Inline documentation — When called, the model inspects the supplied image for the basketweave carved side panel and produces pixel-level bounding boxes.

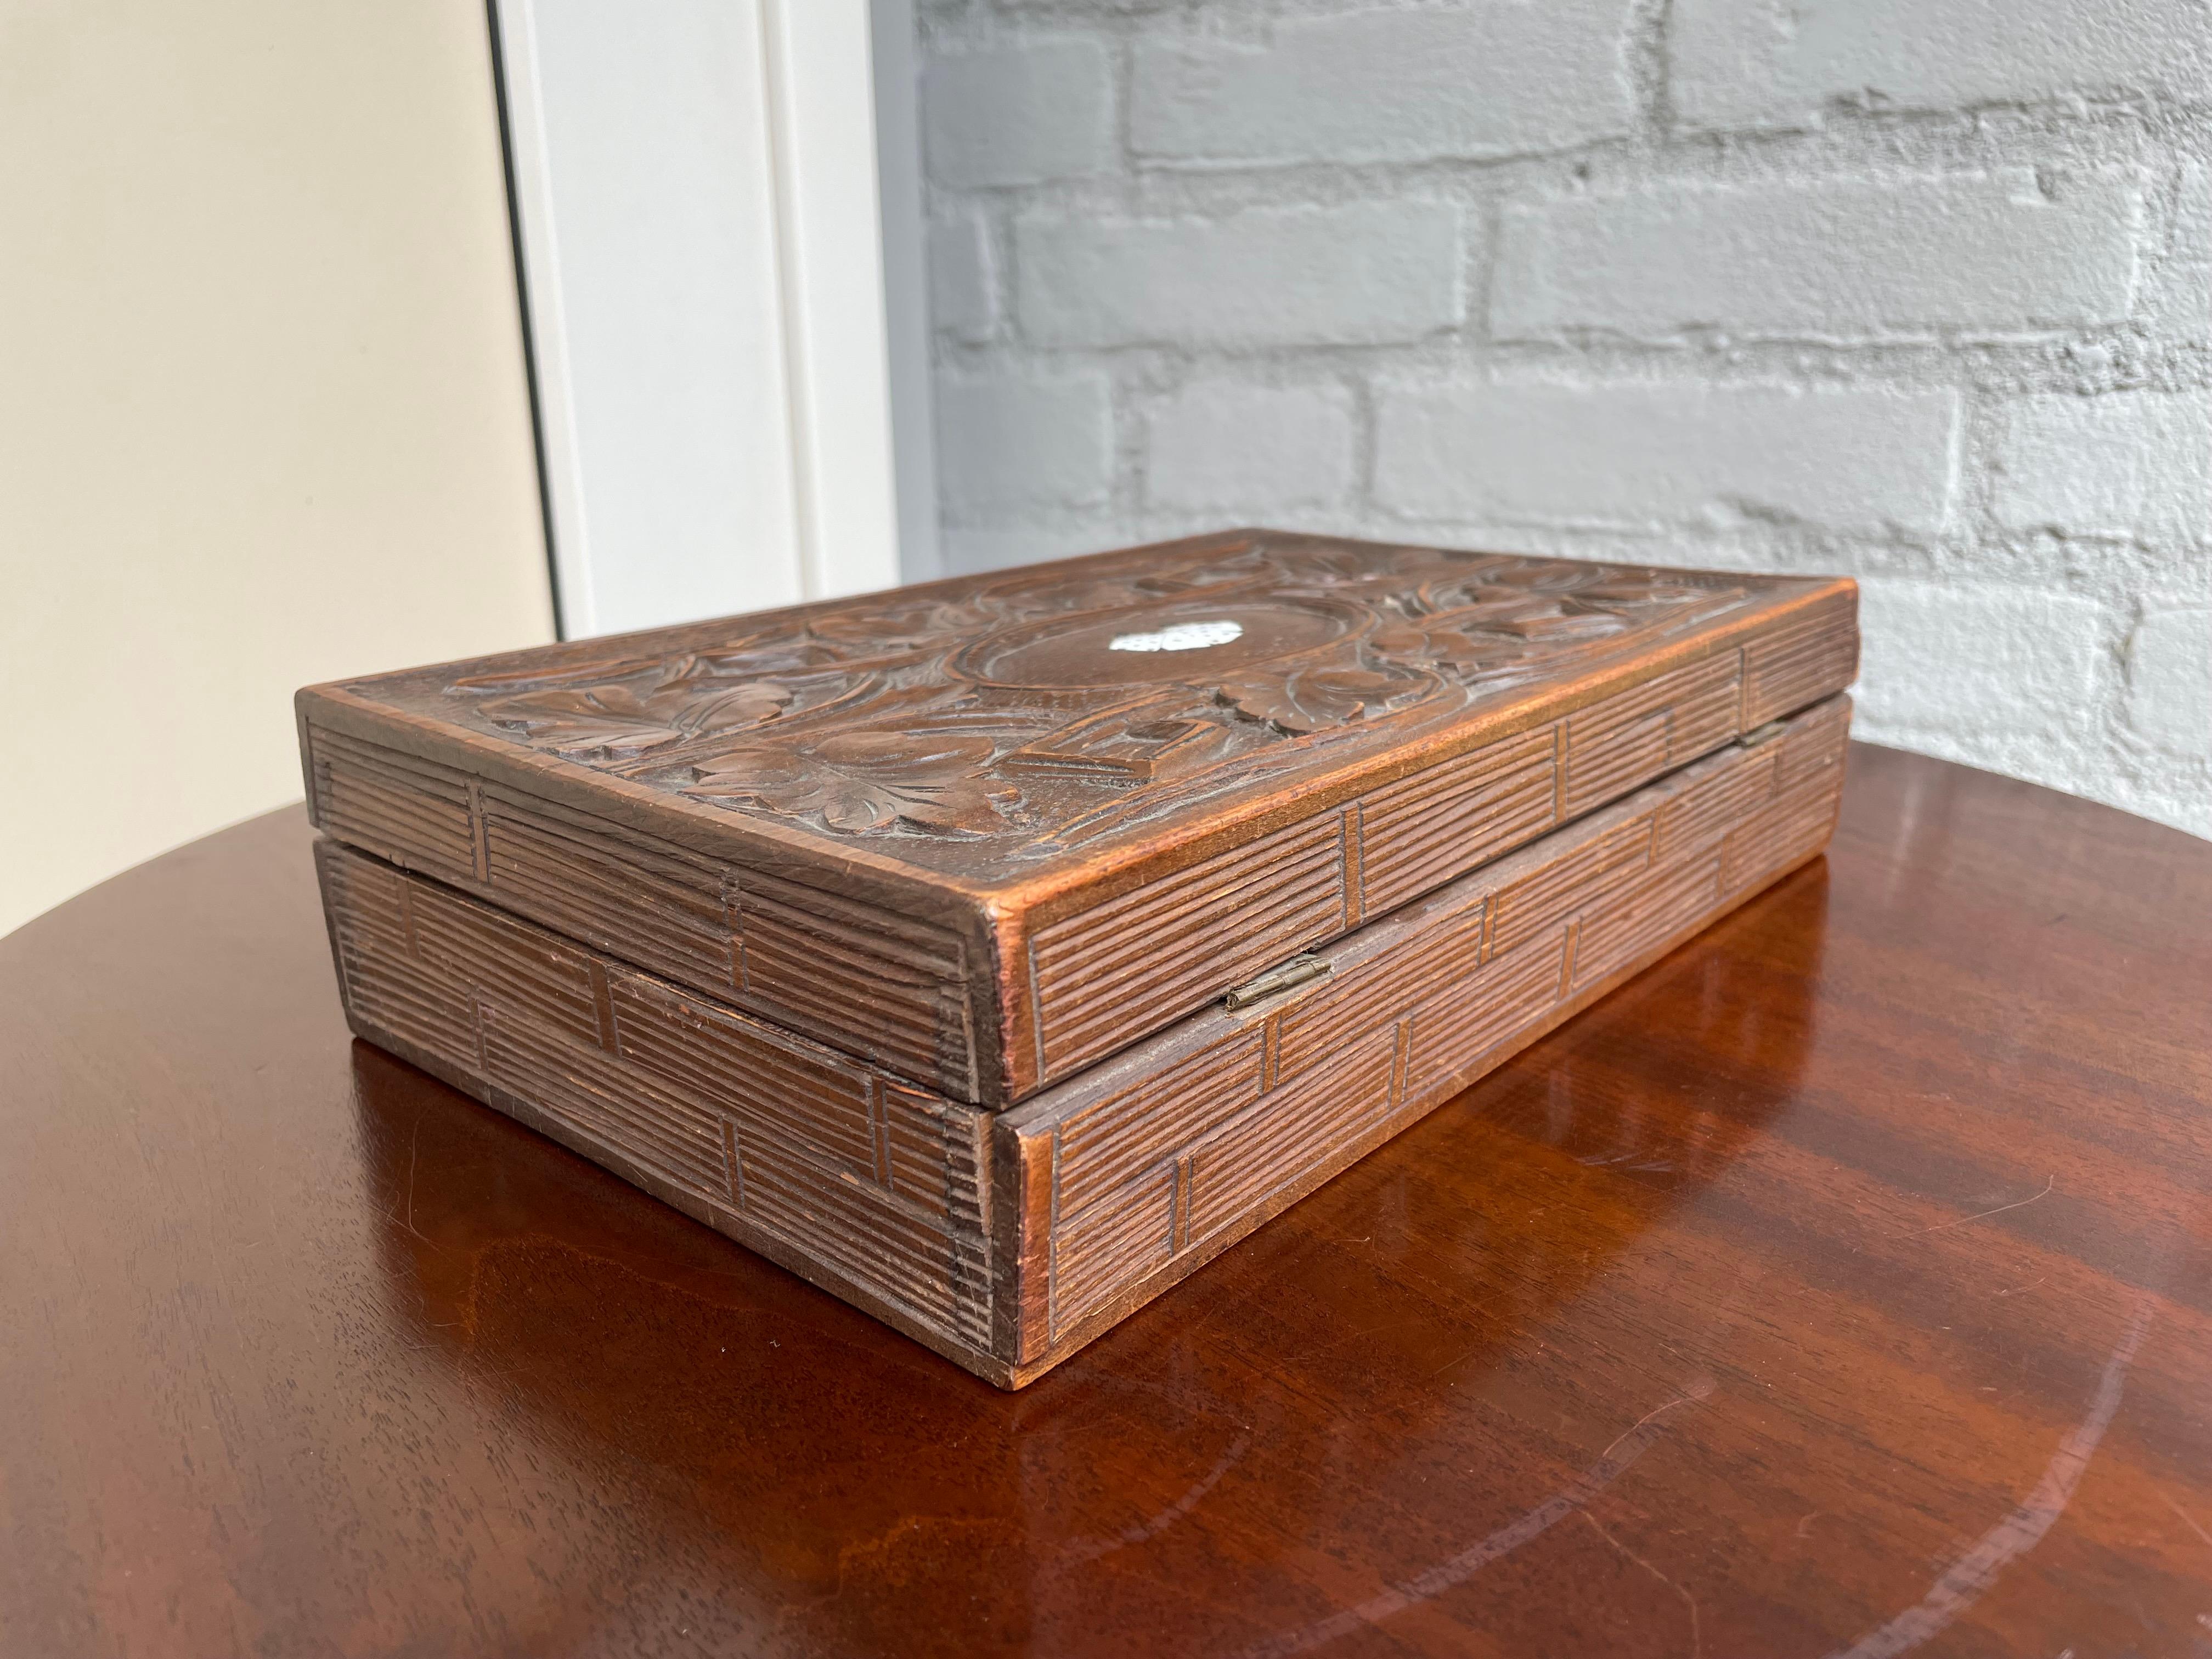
[317,843,993,1351]
[308,727,983,1098]
[310,610,1841,1105]
[315,693,1846,1385]
[1022,696,1850,1354]
[313,725,482,884]
[1743,586,1860,729]
[1015,645,1760,1091]
[1026,816,1347,1086]
[311,537,1857,1108]
[415,539,1764,854]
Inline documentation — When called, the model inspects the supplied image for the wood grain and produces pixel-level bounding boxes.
[315,697,1850,1385]
[300,531,1859,1103]
[319,842,997,1360]
[1002,696,1851,1369]
[6,744,2212,1655]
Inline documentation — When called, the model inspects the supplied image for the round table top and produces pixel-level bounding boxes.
[4,743,2209,1658]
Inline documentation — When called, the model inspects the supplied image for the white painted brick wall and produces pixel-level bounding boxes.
[1375,382,1961,535]
[1145,381,1357,511]
[928,212,997,343]
[1016,202,1465,348]
[1993,391,2212,543]
[2143,163,2212,342]
[1674,0,2212,132]
[939,523,1122,577]
[1493,171,2143,340]
[913,0,2212,839]
[934,373,1111,514]
[1856,580,2109,741]
[923,38,1113,188]
[1131,4,1638,168]
[2129,608,2212,757]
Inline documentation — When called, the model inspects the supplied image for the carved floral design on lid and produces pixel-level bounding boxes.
[460,655,794,761]
[1368,619,1538,678]
[682,729,1020,836]
[805,594,1003,653]
[430,538,1760,842]
[1216,664,1434,736]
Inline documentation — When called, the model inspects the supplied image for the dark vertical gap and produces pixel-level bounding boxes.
[483,0,569,641]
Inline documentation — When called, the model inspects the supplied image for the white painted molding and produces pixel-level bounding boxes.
[868,0,944,583]
[492,0,911,639]
[488,0,594,634]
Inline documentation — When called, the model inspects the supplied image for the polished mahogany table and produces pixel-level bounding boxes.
[4,744,2210,1658]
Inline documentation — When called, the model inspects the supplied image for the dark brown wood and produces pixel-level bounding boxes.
[298,531,1858,1105]
[315,696,1850,1386]
[7,744,2210,1655]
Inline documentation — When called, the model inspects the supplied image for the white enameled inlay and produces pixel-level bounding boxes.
[1108,619,1245,653]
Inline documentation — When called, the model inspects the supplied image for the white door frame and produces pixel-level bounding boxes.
[490,0,934,639]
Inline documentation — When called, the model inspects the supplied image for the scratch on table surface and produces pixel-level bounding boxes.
[2157,1489,2212,1554]
[1055,1431,1253,1568]
[1821,1296,2158,1659]
[1276,1321,1432,1366]
[1239,1379,1715,1658]
[380,1110,437,1249]
[1899,1176,2054,1238]
[1583,1509,1702,1658]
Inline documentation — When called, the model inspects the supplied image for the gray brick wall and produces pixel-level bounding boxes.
[913,0,2212,839]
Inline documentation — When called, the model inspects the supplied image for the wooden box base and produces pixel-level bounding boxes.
[317,696,1849,1387]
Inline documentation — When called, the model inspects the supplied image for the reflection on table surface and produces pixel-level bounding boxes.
[353,868,1841,1657]
[7,746,2212,1658]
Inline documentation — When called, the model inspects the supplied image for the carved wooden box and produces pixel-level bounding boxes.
[300,529,1858,1386]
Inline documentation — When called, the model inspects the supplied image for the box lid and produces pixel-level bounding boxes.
[299,529,1857,1107]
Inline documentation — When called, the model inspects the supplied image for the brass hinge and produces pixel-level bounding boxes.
[1223,952,1331,1011]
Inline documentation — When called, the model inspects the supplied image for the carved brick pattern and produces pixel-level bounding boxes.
[318,843,991,1347]
[606,974,877,1176]
[479,1006,733,1204]
[1184,1032,1401,1250]
[1403,935,1568,1093]
[1559,653,1743,819]
[479,786,734,992]
[309,736,981,1099]
[316,692,1846,1384]
[311,727,477,883]
[1273,903,1489,1082]
[1052,1035,1266,1219]
[1356,727,1556,917]
[1019,645,1765,1094]
[308,539,1857,1108]
[324,854,481,1069]
[1049,1162,1181,1341]
[732,868,975,1098]
[1743,586,1861,730]
[938,1105,994,1349]
[1486,819,1661,962]
[407,877,603,1042]
[1028,817,1343,1084]
[1016,696,1850,1355]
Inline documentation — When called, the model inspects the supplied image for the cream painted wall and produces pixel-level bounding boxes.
[0,1,557,939]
